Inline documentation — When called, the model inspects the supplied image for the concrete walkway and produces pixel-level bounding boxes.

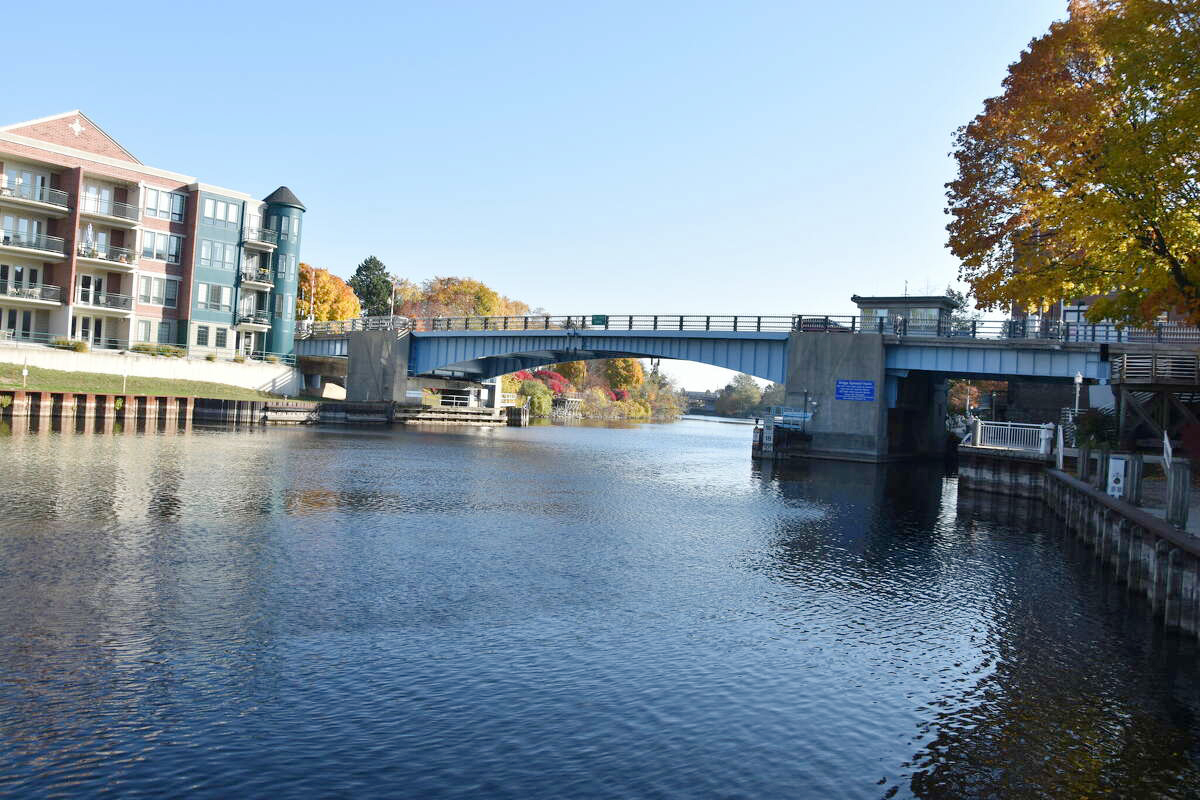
[1138,478,1200,536]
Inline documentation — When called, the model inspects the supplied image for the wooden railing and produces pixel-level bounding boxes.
[1111,353,1200,384]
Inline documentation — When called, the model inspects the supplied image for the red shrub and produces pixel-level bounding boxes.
[614,389,630,401]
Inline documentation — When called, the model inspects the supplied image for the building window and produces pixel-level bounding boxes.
[196,325,209,347]
[144,189,187,222]
[201,198,240,228]
[198,239,236,269]
[141,232,182,264]
[139,276,180,307]
[157,320,175,345]
[137,319,152,342]
[274,294,282,318]
[215,328,228,348]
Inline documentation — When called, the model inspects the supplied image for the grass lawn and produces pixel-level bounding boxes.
[0,362,288,401]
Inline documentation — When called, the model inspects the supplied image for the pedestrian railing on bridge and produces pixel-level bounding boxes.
[1110,352,1200,384]
[294,314,1200,344]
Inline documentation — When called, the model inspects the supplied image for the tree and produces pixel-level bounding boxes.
[604,358,644,391]
[715,373,762,417]
[296,263,361,321]
[519,380,553,416]
[946,0,1200,324]
[760,382,785,408]
[348,256,393,316]
[550,361,587,387]
[422,277,501,317]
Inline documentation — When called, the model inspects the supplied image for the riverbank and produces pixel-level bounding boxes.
[0,362,290,402]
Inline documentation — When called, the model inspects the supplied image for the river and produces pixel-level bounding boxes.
[0,419,1198,798]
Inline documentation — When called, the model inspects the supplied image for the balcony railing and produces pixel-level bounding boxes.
[238,311,271,326]
[243,227,279,246]
[240,267,274,286]
[0,229,66,254]
[76,243,136,265]
[0,282,62,303]
[80,196,138,221]
[0,183,70,210]
[74,290,133,311]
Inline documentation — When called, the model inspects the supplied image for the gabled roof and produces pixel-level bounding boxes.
[0,110,141,164]
[263,186,305,211]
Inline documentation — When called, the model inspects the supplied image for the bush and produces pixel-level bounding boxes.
[131,343,159,356]
[113,397,124,411]
[205,353,217,362]
[265,355,279,364]
[51,337,88,352]
[519,380,552,416]
[1075,408,1118,449]
[233,355,246,364]
[0,394,11,409]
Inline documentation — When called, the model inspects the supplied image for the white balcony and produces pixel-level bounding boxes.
[0,184,70,218]
[76,243,137,271]
[79,196,139,229]
[0,230,66,261]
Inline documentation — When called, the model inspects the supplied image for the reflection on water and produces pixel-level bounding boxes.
[0,420,1197,799]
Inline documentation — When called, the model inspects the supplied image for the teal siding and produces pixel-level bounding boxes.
[192,191,244,328]
[265,203,303,355]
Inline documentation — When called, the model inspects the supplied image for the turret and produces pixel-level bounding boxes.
[263,186,305,355]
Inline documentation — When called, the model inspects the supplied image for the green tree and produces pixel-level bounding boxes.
[759,382,785,409]
[519,380,553,416]
[348,256,393,316]
[604,358,644,391]
[715,373,762,417]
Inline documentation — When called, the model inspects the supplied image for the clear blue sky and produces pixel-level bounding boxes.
[16,0,1065,388]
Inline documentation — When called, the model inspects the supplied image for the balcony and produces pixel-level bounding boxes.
[79,196,139,227]
[76,243,137,270]
[0,281,62,305]
[0,230,66,260]
[242,227,278,250]
[0,183,70,217]
[237,311,271,330]
[74,289,133,312]
[240,267,275,289]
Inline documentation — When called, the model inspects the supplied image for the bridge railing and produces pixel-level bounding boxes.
[413,315,798,332]
[973,420,1055,453]
[294,313,1200,344]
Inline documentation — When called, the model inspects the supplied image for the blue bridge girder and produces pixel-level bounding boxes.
[409,329,792,383]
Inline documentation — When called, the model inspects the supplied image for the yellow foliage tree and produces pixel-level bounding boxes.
[946,0,1200,323]
[550,361,587,387]
[604,358,644,391]
[297,263,362,321]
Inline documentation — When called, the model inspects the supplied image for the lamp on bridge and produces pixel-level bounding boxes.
[1074,371,1083,416]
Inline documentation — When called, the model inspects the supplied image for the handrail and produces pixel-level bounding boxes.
[75,289,133,310]
[0,183,70,209]
[973,420,1054,452]
[0,282,62,303]
[240,267,274,285]
[80,196,138,220]
[77,243,136,265]
[238,311,271,325]
[243,227,279,245]
[0,229,65,254]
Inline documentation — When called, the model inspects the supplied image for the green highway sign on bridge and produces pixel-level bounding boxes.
[591,315,609,326]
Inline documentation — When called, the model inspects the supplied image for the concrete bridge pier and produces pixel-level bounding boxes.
[783,332,946,462]
[346,331,417,405]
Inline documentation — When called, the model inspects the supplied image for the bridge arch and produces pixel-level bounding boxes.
[408,330,790,384]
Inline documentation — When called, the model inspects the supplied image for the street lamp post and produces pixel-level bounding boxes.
[1074,371,1083,416]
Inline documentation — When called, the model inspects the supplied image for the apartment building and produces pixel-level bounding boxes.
[0,110,304,357]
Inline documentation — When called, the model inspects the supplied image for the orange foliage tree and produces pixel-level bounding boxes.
[297,263,362,321]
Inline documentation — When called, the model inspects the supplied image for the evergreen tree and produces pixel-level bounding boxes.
[348,256,393,316]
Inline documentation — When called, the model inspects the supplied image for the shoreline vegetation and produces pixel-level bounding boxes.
[501,359,686,421]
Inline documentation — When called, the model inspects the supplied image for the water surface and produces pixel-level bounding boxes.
[0,420,1197,798]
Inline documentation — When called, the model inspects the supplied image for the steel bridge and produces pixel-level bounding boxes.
[288,312,1194,384]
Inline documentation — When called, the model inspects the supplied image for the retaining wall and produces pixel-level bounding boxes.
[0,345,300,395]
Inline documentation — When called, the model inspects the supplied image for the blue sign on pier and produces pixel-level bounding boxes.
[835,379,875,401]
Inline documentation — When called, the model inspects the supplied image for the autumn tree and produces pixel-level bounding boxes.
[348,256,393,316]
[604,358,645,391]
[946,0,1200,324]
[296,263,362,321]
[550,361,587,387]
